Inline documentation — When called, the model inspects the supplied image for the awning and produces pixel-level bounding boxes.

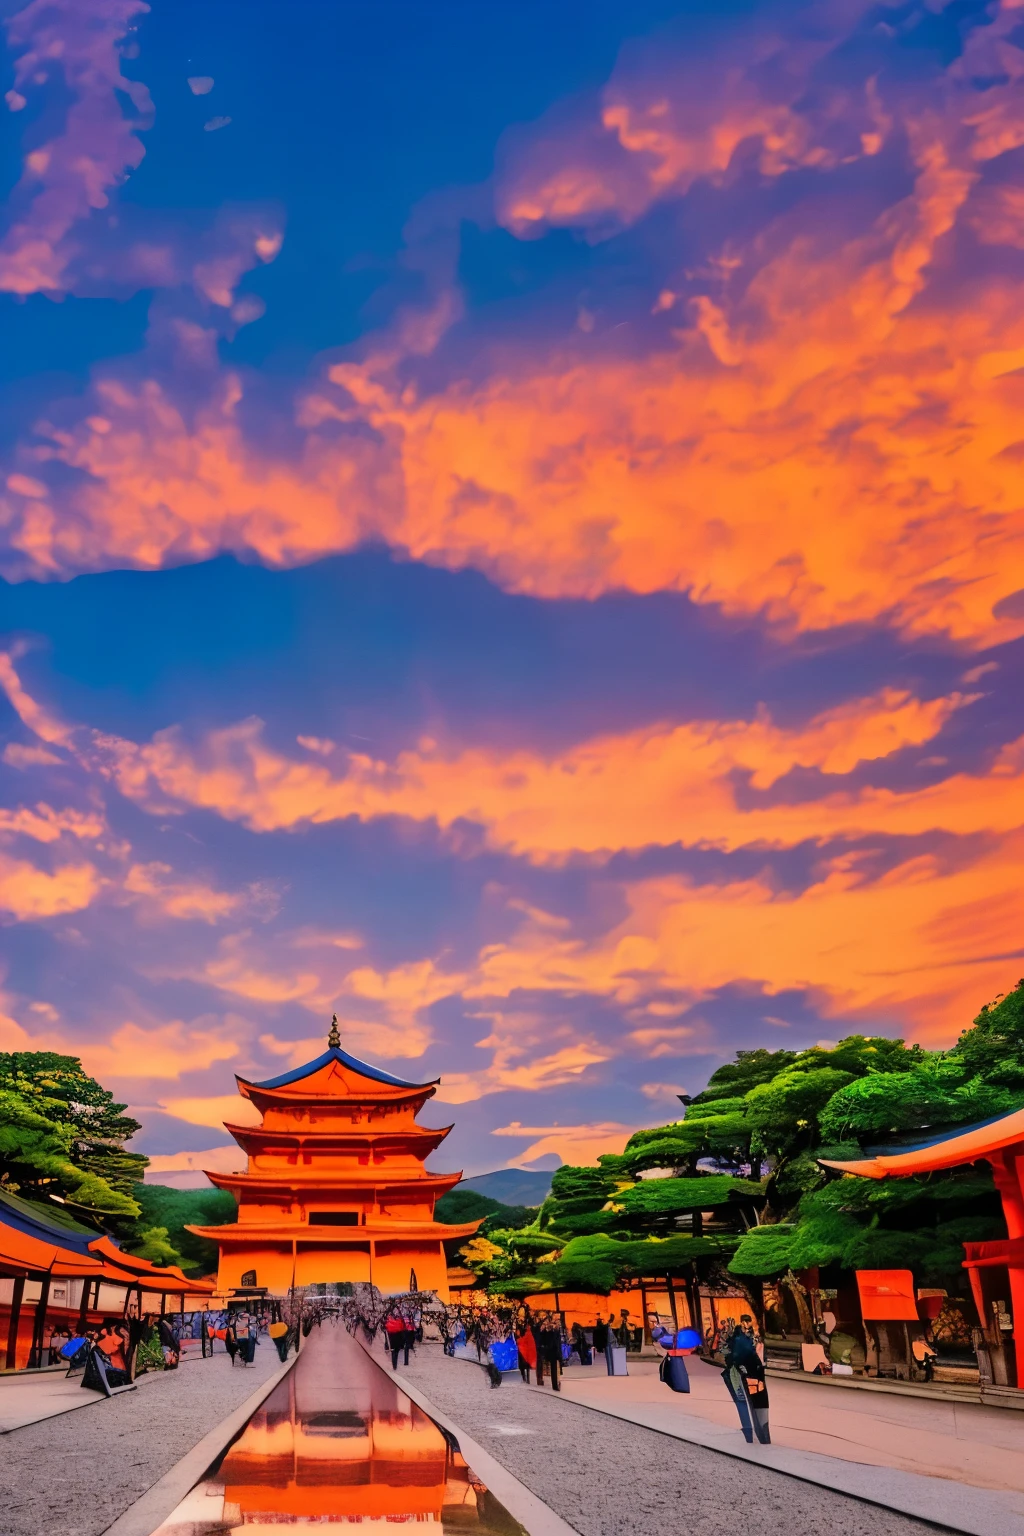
[0,1192,214,1295]
[856,1268,919,1321]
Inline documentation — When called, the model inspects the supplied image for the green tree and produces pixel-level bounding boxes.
[819,1064,1017,1144]
[0,1052,147,1207]
[745,1067,855,1159]
[690,1048,798,1103]
[950,979,1024,1089]
[0,1086,139,1216]
[133,1184,238,1273]
[128,1225,186,1267]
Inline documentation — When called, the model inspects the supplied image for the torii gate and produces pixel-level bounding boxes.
[822,1104,1024,1388]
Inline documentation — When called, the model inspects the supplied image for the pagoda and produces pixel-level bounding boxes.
[187,1018,479,1299]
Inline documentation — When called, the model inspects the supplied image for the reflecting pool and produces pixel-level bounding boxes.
[153,1324,526,1535]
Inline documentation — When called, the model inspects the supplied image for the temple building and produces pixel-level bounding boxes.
[188,1019,479,1300]
[824,1103,1024,1390]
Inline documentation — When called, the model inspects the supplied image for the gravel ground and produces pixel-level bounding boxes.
[0,1343,280,1536]
[395,1342,943,1536]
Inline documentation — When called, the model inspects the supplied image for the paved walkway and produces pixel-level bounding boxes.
[392,1340,941,1536]
[557,1356,1024,1495]
[0,1343,279,1536]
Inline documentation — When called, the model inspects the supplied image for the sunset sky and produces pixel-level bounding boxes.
[1,0,1023,1184]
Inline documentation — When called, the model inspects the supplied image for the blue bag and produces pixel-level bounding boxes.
[489,1336,518,1373]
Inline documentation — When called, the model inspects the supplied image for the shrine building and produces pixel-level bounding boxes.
[823,1103,1024,1389]
[187,1019,479,1300]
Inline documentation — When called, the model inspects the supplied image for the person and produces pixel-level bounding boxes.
[157,1315,180,1369]
[385,1312,407,1369]
[722,1315,770,1444]
[96,1320,128,1374]
[593,1316,609,1354]
[515,1322,537,1382]
[237,1312,258,1365]
[224,1317,239,1365]
[94,1320,131,1387]
[912,1334,938,1382]
[571,1322,592,1366]
[47,1325,69,1365]
[400,1310,418,1367]
[269,1318,290,1363]
[530,1315,546,1386]
[651,1314,699,1393]
[539,1318,563,1391]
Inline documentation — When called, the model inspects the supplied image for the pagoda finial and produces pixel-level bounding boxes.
[328,1013,341,1049]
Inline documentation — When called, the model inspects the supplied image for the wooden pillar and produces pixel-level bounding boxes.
[993,1151,1024,1382]
[28,1270,52,1368]
[665,1273,679,1329]
[77,1277,91,1334]
[640,1282,652,1343]
[5,1276,25,1369]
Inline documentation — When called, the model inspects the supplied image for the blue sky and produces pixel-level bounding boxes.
[1,0,1023,1183]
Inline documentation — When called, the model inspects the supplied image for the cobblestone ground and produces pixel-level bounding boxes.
[0,1343,280,1536]
[394,1341,943,1536]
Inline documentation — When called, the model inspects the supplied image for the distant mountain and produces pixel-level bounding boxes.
[458,1168,553,1206]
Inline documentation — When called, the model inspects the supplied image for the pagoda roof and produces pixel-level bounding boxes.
[223,1121,451,1155]
[223,1120,451,1143]
[240,1045,438,1095]
[204,1166,463,1196]
[820,1104,1024,1180]
[0,1189,213,1292]
[186,1216,480,1243]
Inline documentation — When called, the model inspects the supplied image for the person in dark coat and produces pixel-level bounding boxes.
[385,1314,406,1369]
[722,1316,770,1443]
[651,1317,698,1393]
[571,1322,592,1365]
[538,1319,563,1390]
[593,1317,609,1354]
[530,1317,546,1386]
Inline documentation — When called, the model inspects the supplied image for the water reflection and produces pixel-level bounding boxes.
[154,1323,526,1535]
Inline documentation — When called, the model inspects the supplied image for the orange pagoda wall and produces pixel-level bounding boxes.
[187,1020,478,1300]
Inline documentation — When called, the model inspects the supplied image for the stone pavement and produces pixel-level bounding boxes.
[391,1340,942,1536]
[0,1341,280,1536]
[557,1354,1024,1495]
[0,1365,125,1433]
[535,1354,1024,1536]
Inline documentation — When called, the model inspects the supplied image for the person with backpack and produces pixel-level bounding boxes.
[722,1315,771,1444]
[157,1315,180,1369]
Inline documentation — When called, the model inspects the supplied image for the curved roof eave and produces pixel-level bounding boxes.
[820,1103,1024,1179]
[237,1045,440,1093]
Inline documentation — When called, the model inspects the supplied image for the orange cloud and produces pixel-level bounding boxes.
[158,1093,261,1129]
[490,1121,639,1167]
[0,652,73,745]
[77,683,1010,860]
[4,11,1024,646]
[123,861,252,923]
[155,929,457,1059]
[435,1037,615,1105]
[0,803,105,843]
[144,1145,242,1177]
[78,1018,241,1081]
[469,830,1024,1044]
[0,852,100,919]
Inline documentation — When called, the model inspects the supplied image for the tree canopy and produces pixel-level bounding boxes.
[466,980,1024,1300]
[0,1051,147,1216]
